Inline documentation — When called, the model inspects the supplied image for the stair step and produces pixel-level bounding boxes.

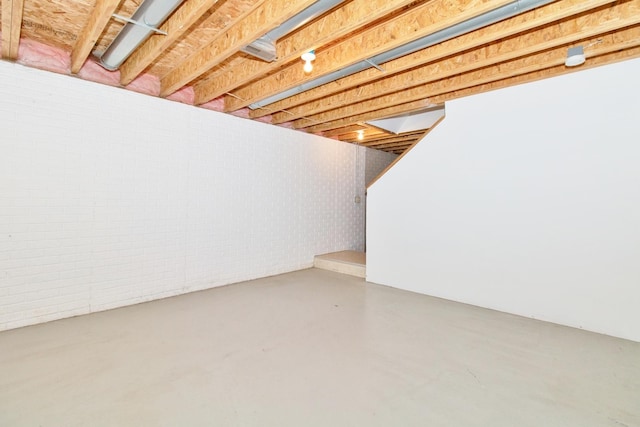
[314,251,366,278]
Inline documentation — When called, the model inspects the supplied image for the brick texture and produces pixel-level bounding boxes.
[365,149,397,187]
[0,62,367,331]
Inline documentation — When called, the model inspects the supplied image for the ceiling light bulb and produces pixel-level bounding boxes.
[357,130,364,140]
[303,60,313,73]
[301,50,316,73]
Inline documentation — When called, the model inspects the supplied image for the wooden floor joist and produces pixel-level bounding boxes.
[339,128,393,141]
[342,133,389,144]
[119,0,221,85]
[223,0,513,112]
[253,0,617,120]
[11,0,640,156]
[321,125,368,139]
[71,0,121,73]
[298,24,640,133]
[278,0,639,126]
[302,99,433,134]
[367,140,417,149]
[430,44,640,106]
[358,133,427,147]
[1,0,25,60]
[160,0,317,97]
[342,130,423,144]
[192,0,417,105]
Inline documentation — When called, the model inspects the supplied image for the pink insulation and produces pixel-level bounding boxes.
[78,59,159,97]
[230,108,251,118]
[277,121,294,129]
[76,58,121,86]
[18,38,70,74]
[10,38,283,125]
[126,73,160,96]
[166,86,195,104]
[199,97,225,112]
[229,107,274,125]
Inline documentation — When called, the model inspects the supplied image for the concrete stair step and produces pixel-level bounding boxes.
[314,250,365,278]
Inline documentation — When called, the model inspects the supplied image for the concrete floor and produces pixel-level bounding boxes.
[1,269,639,427]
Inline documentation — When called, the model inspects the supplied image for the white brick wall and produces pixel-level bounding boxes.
[0,61,366,331]
[365,149,397,187]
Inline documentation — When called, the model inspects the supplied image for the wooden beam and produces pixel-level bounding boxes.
[224,0,514,112]
[342,134,391,144]
[303,25,640,134]
[377,145,414,154]
[343,131,422,144]
[1,0,25,59]
[366,143,415,152]
[340,128,390,141]
[342,133,387,144]
[160,0,317,97]
[359,133,425,146]
[192,0,416,105]
[119,0,220,85]
[70,0,122,73]
[293,17,640,128]
[302,99,433,133]
[367,141,416,150]
[322,125,367,138]
[366,124,441,189]
[278,0,638,125]
[430,41,640,105]
[257,0,615,120]
[148,0,270,80]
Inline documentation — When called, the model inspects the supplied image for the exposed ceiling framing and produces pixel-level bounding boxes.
[1,0,639,154]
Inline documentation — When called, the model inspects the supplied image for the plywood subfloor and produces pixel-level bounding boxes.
[1,268,639,426]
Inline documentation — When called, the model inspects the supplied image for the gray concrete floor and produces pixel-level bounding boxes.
[1,268,639,427]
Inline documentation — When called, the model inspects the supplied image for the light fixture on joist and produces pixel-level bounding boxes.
[248,0,556,110]
[241,0,345,62]
[565,46,586,67]
[302,50,316,73]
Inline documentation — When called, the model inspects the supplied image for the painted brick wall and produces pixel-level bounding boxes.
[0,61,365,331]
[365,149,398,187]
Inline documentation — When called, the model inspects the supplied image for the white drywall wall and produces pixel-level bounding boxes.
[367,58,640,342]
[0,61,365,331]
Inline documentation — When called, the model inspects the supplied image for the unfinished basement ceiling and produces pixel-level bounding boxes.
[1,0,639,154]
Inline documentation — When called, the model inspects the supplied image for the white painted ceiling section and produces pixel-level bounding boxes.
[366,58,640,343]
[366,106,445,134]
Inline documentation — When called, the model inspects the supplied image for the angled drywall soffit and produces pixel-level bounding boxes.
[367,105,445,134]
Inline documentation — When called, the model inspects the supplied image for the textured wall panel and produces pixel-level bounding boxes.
[0,62,366,331]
